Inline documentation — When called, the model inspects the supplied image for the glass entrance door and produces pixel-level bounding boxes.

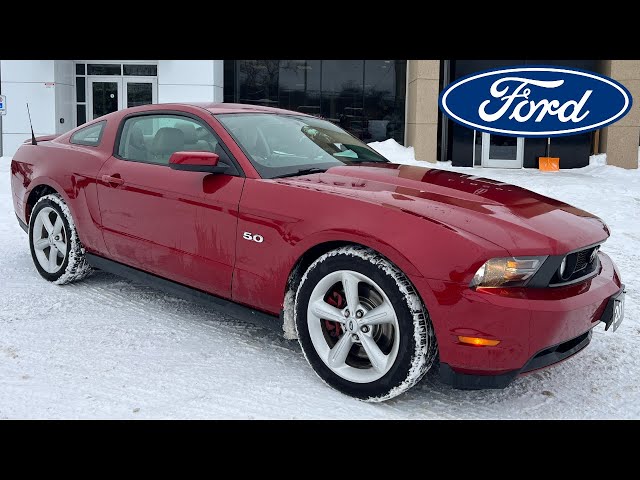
[87,77,157,120]
[87,77,123,120]
[123,77,157,108]
[481,133,524,168]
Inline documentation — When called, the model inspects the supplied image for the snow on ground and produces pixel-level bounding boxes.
[1,146,639,419]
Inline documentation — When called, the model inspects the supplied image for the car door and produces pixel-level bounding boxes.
[96,112,245,298]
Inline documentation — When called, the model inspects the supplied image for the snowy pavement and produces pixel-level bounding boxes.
[1,146,639,419]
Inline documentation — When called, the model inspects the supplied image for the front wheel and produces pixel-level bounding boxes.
[29,193,92,285]
[295,246,437,402]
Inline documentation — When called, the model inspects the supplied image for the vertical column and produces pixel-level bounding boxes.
[601,60,640,169]
[405,60,440,162]
[0,60,57,156]
[54,60,74,135]
[213,60,223,103]
[157,60,224,103]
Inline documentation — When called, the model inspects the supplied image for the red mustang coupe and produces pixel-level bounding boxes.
[10,103,625,401]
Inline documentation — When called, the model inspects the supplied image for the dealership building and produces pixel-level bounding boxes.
[0,60,638,169]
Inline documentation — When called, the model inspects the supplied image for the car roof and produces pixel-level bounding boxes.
[186,102,312,116]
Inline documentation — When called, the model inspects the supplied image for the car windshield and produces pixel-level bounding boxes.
[215,113,389,178]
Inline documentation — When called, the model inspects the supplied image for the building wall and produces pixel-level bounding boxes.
[405,60,439,162]
[157,60,223,104]
[600,60,640,169]
[0,60,70,155]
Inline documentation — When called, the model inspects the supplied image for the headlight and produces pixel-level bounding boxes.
[470,256,547,288]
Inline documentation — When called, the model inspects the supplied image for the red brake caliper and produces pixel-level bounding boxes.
[325,291,344,338]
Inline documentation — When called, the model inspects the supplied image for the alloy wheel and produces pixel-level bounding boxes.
[306,270,400,383]
[32,207,68,274]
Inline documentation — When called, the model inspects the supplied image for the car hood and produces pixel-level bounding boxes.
[275,163,609,255]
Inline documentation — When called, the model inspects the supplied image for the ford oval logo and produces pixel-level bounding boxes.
[439,66,632,137]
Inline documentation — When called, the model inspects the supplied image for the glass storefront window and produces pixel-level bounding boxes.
[364,60,406,143]
[223,61,236,103]
[237,60,280,106]
[278,60,321,116]
[321,60,364,138]
[87,64,122,75]
[225,60,406,144]
[76,77,85,103]
[76,104,86,126]
[123,64,157,76]
[126,83,153,107]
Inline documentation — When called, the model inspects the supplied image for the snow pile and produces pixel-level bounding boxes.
[589,153,607,167]
[367,139,417,165]
[368,138,640,171]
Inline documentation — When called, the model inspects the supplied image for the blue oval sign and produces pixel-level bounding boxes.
[439,66,632,137]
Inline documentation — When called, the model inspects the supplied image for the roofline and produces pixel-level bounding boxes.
[174,102,314,116]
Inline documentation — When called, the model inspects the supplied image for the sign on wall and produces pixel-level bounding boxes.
[0,95,6,115]
[438,66,632,138]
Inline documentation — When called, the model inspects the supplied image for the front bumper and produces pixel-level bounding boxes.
[411,252,623,389]
[439,329,593,389]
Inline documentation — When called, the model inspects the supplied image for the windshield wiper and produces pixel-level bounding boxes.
[273,167,327,178]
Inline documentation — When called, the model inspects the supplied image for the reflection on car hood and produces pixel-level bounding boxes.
[274,163,609,255]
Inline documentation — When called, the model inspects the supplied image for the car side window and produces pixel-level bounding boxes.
[117,114,225,166]
[70,121,106,147]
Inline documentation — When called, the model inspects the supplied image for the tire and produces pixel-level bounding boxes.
[295,246,437,402]
[28,193,92,285]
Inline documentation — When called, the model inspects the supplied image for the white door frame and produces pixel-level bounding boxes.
[481,132,524,169]
[122,76,158,108]
[87,76,123,121]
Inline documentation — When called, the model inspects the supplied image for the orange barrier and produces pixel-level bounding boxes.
[539,157,560,171]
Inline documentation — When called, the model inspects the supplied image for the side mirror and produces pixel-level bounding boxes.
[169,151,227,174]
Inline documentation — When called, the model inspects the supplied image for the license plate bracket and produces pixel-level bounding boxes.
[602,286,626,332]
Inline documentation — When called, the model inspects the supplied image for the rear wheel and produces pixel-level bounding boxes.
[295,246,437,402]
[29,193,92,284]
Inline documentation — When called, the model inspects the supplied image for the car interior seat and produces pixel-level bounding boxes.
[150,127,185,164]
[126,124,149,161]
[175,121,215,152]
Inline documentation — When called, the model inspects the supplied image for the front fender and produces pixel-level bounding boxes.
[291,229,424,278]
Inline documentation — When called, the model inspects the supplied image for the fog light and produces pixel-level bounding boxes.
[559,257,567,277]
[458,336,501,347]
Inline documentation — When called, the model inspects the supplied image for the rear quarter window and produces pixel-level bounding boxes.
[70,121,106,147]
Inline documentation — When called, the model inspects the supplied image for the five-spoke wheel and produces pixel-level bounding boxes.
[307,270,400,383]
[32,206,68,274]
[28,193,91,284]
[295,247,437,402]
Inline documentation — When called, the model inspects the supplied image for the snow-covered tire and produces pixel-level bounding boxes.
[295,246,437,402]
[28,193,92,285]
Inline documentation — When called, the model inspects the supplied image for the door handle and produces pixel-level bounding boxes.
[102,174,124,187]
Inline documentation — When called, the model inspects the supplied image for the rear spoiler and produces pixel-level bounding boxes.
[23,134,59,144]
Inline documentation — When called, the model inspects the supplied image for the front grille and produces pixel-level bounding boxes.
[574,248,592,273]
[550,245,600,286]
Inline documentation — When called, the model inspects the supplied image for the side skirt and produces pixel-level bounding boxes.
[86,253,280,330]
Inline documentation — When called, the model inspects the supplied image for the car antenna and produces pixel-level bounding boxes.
[26,103,37,145]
